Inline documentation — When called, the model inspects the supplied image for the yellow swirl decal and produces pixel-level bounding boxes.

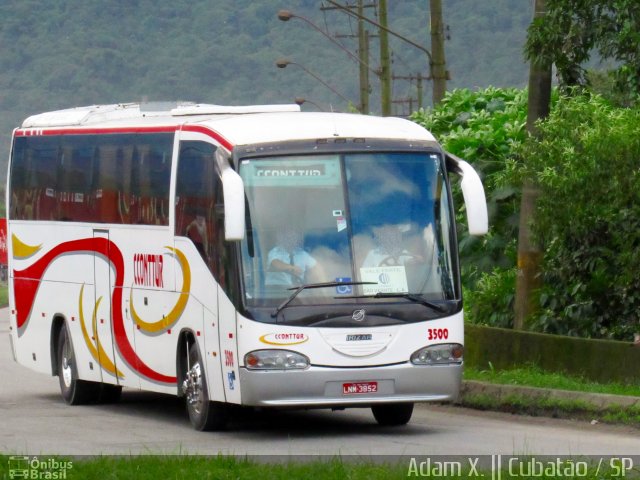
[78,284,123,378]
[12,234,42,259]
[130,246,190,333]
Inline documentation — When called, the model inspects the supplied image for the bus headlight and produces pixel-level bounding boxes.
[411,343,463,365]
[244,350,309,370]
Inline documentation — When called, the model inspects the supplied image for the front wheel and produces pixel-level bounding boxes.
[182,342,227,431]
[57,325,100,405]
[372,403,414,426]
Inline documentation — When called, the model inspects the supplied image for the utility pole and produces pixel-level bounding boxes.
[378,0,392,116]
[357,0,370,114]
[392,73,429,110]
[429,0,447,104]
[514,0,552,330]
[325,0,440,107]
[321,1,376,115]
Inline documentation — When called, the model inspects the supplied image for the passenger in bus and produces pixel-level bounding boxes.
[362,224,426,267]
[186,209,209,261]
[266,227,318,286]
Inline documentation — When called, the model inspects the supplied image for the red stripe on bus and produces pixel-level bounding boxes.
[15,124,234,151]
[13,237,177,384]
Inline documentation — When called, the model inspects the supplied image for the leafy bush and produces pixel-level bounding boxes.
[412,87,527,327]
[521,93,640,340]
[463,267,516,328]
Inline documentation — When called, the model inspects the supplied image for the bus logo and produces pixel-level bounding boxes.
[8,456,29,479]
[352,309,366,322]
[346,334,372,341]
[259,333,309,346]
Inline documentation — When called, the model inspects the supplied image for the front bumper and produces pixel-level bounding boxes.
[238,362,462,407]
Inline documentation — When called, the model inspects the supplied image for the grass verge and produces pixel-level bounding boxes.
[0,456,402,480]
[464,364,640,397]
[461,392,640,427]
[0,455,631,480]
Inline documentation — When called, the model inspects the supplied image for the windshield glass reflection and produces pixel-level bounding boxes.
[239,151,458,310]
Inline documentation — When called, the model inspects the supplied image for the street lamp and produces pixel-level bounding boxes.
[276,58,355,110]
[277,10,376,75]
[277,8,375,114]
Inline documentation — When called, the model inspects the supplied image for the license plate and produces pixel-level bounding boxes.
[342,381,378,395]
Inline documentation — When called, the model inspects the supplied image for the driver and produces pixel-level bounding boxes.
[362,224,424,267]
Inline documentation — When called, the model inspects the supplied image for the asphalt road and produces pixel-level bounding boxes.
[1,308,638,457]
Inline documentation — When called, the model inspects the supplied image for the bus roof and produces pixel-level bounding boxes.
[19,102,436,148]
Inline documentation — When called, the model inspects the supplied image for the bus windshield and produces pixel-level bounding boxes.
[239,151,458,311]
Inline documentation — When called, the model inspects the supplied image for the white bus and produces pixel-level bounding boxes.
[6,102,487,430]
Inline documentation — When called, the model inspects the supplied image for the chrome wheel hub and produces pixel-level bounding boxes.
[62,355,72,388]
[182,363,204,414]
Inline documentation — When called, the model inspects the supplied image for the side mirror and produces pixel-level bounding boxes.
[216,150,245,241]
[445,152,488,236]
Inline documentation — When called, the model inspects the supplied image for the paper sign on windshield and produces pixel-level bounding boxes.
[359,266,409,295]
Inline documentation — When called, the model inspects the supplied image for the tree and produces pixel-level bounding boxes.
[514,0,552,329]
[526,0,640,97]
[519,93,640,340]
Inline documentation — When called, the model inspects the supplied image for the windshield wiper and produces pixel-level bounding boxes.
[272,281,376,318]
[338,292,447,313]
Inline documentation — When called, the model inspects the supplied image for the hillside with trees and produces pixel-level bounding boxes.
[0,0,531,181]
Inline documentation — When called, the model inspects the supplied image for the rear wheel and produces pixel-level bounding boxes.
[57,325,100,405]
[182,342,227,431]
[372,403,414,426]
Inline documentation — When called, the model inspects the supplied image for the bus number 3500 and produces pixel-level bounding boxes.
[427,328,449,340]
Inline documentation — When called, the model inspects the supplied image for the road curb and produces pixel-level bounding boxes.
[459,380,640,409]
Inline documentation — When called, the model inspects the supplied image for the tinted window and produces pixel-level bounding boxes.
[9,133,174,224]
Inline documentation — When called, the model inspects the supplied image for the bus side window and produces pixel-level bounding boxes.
[92,144,119,224]
[9,137,58,221]
[175,141,225,284]
[131,138,172,226]
[57,142,95,222]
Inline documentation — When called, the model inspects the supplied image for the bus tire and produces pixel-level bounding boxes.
[57,325,100,405]
[371,402,414,426]
[184,342,227,431]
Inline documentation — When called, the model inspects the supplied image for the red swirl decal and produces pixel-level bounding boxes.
[13,237,176,384]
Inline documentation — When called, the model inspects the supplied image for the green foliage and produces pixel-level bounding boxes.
[465,364,640,396]
[413,87,640,341]
[461,392,640,427]
[464,267,516,328]
[412,87,527,328]
[412,86,527,270]
[0,456,408,480]
[526,0,640,99]
[520,93,640,340]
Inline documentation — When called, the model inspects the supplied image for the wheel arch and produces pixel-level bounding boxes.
[50,314,67,376]
[176,328,198,397]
